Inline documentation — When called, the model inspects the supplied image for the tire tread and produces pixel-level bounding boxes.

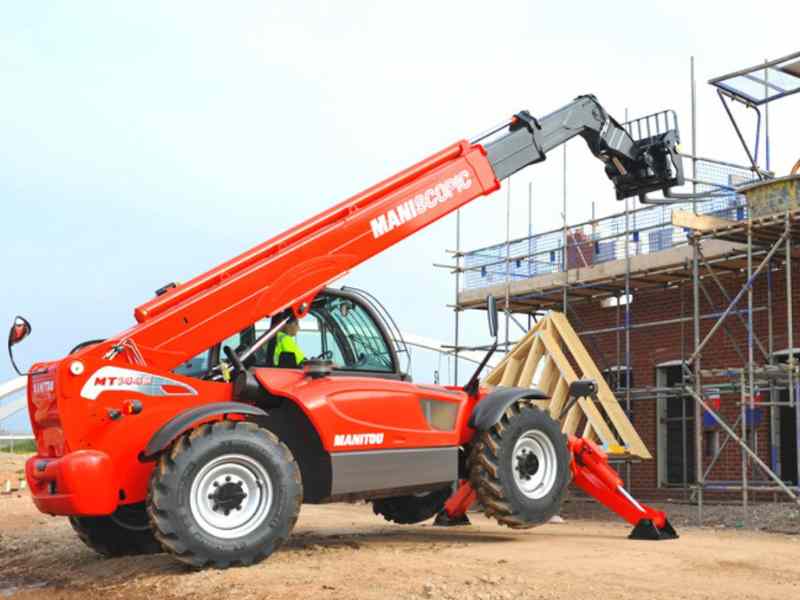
[469,401,569,530]
[147,419,302,568]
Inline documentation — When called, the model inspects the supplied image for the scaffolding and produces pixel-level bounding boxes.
[680,194,800,521]
[443,53,800,524]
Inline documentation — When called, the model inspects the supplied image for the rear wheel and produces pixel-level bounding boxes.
[469,401,570,529]
[147,421,302,568]
[372,486,452,524]
[70,503,161,557]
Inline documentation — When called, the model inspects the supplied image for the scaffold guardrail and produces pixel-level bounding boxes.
[461,158,757,291]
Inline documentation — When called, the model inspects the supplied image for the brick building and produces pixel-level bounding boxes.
[569,261,799,495]
[458,187,800,499]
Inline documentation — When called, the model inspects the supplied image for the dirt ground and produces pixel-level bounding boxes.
[2,462,799,600]
[563,494,800,535]
[0,454,26,493]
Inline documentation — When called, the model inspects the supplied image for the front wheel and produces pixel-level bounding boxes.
[147,421,302,568]
[469,402,570,529]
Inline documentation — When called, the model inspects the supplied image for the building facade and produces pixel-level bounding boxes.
[570,263,799,495]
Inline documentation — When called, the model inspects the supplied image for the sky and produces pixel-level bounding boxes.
[2,1,799,431]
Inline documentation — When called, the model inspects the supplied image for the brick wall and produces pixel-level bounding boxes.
[568,261,800,494]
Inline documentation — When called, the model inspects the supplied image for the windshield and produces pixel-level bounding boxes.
[313,295,394,372]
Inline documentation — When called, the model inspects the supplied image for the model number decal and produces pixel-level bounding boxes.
[80,366,198,400]
[32,380,55,395]
[369,169,473,239]
[333,432,385,447]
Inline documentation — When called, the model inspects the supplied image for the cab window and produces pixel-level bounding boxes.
[296,315,323,358]
[174,294,394,377]
[321,295,394,372]
[174,319,268,378]
[286,295,394,373]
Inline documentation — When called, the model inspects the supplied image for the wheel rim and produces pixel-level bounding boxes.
[511,429,558,500]
[189,454,273,539]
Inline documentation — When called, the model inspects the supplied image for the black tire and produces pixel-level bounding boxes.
[372,486,452,524]
[147,420,302,568]
[469,401,570,529]
[69,503,161,557]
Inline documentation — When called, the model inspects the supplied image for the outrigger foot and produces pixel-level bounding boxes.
[629,518,679,540]
[433,510,471,527]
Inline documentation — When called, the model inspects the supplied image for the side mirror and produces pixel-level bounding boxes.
[486,295,498,339]
[8,316,31,347]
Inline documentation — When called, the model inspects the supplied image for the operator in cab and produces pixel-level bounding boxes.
[273,315,305,367]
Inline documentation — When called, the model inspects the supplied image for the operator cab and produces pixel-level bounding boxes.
[175,288,409,381]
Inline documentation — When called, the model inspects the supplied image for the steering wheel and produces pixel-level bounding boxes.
[314,350,333,360]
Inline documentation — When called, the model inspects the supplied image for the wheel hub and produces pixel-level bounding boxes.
[511,429,559,500]
[189,454,273,539]
[208,479,248,515]
[515,450,540,480]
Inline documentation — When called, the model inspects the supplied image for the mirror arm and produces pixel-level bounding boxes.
[486,295,498,338]
[8,341,24,376]
[462,295,500,396]
[463,337,498,397]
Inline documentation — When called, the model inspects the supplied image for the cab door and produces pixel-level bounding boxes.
[310,291,437,435]
[315,292,399,377]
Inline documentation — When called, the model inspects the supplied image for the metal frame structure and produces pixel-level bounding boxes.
[680,207,800,521]
[709,50,800,106]
[443,54,800,523]
[708,51,800,180]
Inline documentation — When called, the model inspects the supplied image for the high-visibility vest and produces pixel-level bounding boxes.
[273,331,305,366]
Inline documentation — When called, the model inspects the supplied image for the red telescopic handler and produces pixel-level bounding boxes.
[9,94,679,567]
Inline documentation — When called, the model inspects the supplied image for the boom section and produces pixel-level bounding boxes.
[96,95,681,370]
[483,95,683,200]
[119,142,500,369]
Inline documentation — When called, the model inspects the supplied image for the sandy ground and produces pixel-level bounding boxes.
[564,495,800,535]
[0,454,25,493]
[2,477,800,600]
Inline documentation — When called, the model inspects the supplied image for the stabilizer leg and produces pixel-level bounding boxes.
[569,436,679,541]
[433,480,476,527]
